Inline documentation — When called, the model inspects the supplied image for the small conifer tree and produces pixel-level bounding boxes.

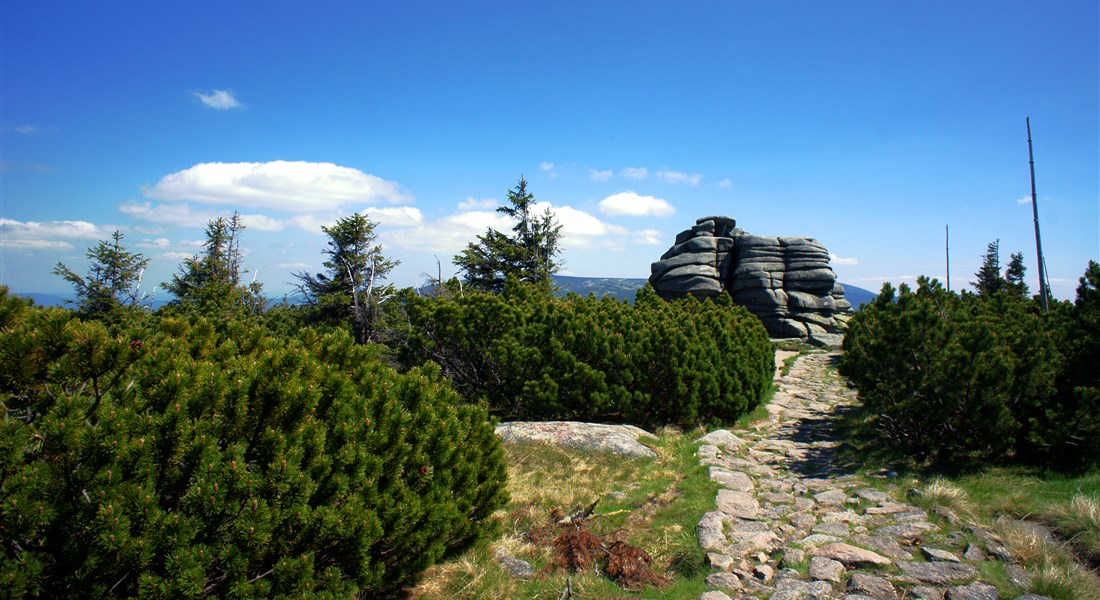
[53,230,150,321]
[454,177,563,293]
[294,213,398,344]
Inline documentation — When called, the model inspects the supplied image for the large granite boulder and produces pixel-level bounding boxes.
[648,216,852,342]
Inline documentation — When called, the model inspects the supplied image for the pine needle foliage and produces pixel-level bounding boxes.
[839,264,1100,471]
[399,280,773,428]
[0,289,507,598]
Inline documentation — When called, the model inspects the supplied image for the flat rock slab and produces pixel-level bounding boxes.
[495,421,657,457]
[717,489,761,519]
[897,561,978,585]
[811,542,891,566]
[709,467,755,491]
[697,429,745,449]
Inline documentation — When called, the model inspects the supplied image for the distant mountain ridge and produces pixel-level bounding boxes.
[553,275,876,309]
[15,279,878,310]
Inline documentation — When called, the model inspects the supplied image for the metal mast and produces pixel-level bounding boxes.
[945,224,950,292]
[1027,117,1049,310]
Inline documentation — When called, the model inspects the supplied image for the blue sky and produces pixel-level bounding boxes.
[2,1,1097,301]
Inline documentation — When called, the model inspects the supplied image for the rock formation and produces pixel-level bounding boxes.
[649,216,851,342]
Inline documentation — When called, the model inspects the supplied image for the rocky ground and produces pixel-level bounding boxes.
[695,352,1043,600]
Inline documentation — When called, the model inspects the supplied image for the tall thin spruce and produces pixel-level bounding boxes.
[1026,117,1049,310]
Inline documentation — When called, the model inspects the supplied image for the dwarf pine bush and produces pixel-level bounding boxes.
[399,280,773,427]
[839,268,1100,471]
[0,289,507,597]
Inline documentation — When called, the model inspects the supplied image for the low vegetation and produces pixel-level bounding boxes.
[0,290,508,597]
[409,428,718,598]
[400,280,775,428]
[912,470,1100,598]
[839,260,1100,471]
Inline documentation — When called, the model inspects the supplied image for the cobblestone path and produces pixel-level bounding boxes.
[694,352,1042,600]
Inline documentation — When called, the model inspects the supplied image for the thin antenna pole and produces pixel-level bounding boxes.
[945,224,950,292]
[1027,117,1049,310]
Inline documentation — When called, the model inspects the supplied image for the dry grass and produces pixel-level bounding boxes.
[407,428,715,599]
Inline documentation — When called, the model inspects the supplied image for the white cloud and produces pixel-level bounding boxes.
[0,218,115,241]
[14,124,40,134]
[458,197,498,212]
[121,201,221,228]
[1016,195,1032,206]
[620,167,648,180]
[383,202,631,254]
[158,251,194,261]
[829,253,860,266]
[240,213,287,232]
[632,229,664,245]
[718,178,733,189]
[277,261,310,270]
[192,89,243,110]
[368,206,423,227]
[539,162,555,172]
[598,191,676,217]
[0,239,74,250]
[383,210,514,254]
[143,161,409,212]
[656,168,702,186]
[136,237,172,249]
[589,169,613,182]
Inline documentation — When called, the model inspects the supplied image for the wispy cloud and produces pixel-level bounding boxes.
[13,124,40,134]
[829,253,860,266]
[598,191,675,217]
[632,229,664,245]
[0,161,55,173]
[121,201,222,228]
[539,162,555,172]
[383,201,631,254]
[588,168,613,182]
[142,161,409,212]
[656,168,702,186]
[192,89,243,110]
[620,167,648,180]
[0,239,75,250]
[718,178,733,189]
[1016,195,1031,206]
[367,206,423,227]
[1,218,114,240]
[458,197,498,212]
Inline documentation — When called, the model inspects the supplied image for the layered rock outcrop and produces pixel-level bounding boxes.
[649,216,851,341]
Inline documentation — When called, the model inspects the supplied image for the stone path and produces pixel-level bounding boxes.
[695,351,1042,600]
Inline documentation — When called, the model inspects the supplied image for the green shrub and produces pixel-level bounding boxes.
[399,280,772,428]
[0,292,507,598]
[839,271,1099,471]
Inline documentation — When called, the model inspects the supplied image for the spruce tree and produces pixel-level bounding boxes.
[972,239,1004,296]
[1004,251,1029,298]
[164,212,264,315]
[53,230,150,321]
[454,177,563,293]
[293,213,398,344]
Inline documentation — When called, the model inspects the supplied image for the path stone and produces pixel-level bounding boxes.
[692,351,1016,600]
[812,542,891,566]
[716,489,761,519]
[847,572,898,598]
[897,561,978,585]
[809,556,845,582]
[708,467,754,491]
[922,547,962,563]
[946,581,999,600]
